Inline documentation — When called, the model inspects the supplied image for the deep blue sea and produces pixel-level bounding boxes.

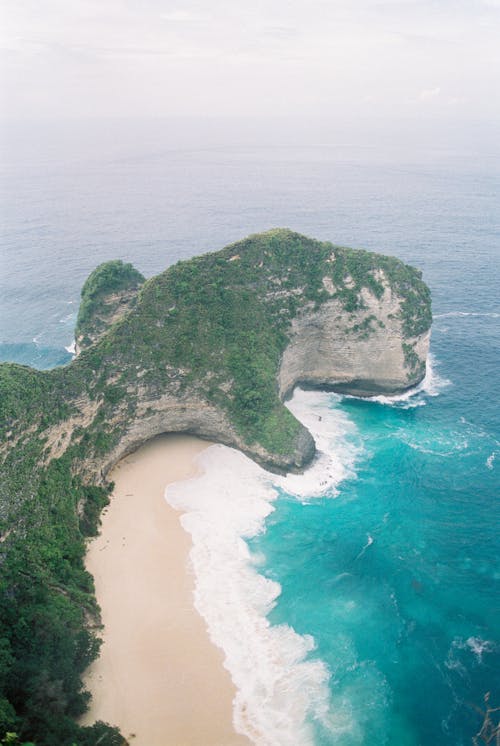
[1,128,498,745]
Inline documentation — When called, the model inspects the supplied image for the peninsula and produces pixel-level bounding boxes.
[0,229,431,744]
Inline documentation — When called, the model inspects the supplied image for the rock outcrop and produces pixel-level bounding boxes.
[75,259,145,354]
[94,392,315,480]
[0,227,435,483]
[279,278,430,399]
[1,228,432,481]
[50,229,430,476]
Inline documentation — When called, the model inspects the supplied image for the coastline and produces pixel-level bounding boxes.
[81,434,250,746]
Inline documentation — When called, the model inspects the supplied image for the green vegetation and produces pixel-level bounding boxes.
[76,260,145,351]
[0,229,431,744]
[0,437,124,745]
[78,229,430,451]
[402,341,426,378]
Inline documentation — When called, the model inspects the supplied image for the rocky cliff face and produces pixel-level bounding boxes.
[93,391,315,479]
[75,260,145,355]
[55,230,431,476]
[279,274,430,399]
[1,228,432,483]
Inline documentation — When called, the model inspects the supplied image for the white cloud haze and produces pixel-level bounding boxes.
[1,0,499,140]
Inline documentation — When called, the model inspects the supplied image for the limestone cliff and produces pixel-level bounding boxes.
[279,279,430,399]
[75,259,145,354]
[2,228,432,481]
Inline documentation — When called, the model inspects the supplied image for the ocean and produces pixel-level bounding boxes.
[1,127,499,745]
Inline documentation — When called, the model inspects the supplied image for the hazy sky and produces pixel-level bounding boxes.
[1,0,499,125]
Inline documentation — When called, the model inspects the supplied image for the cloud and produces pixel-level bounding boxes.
[160,10,207,23]
[415,88,467,108]
[419,86,441,101]
[260,25,299,40]
[1,0,498,122]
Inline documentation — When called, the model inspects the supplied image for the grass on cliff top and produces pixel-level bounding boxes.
[76,259,145,335]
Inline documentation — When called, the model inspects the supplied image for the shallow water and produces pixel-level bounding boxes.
[257,358,499,744]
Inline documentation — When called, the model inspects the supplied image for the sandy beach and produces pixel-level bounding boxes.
[81,434,250,746]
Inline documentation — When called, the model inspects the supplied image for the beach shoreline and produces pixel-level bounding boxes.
[81,434,250,746]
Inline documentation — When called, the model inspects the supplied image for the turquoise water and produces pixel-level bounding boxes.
[1,131,498,743]
[253,325,499,744]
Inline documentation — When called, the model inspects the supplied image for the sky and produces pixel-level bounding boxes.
[1,1,499,145]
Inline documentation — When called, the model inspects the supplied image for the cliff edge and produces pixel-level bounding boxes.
[67,229,430,475]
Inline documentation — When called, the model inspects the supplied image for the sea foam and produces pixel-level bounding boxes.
[165,389,360,745]
[277,388,361,498]
[486,452,496,469]
[366,353,451,408]
[434,311,499,319]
